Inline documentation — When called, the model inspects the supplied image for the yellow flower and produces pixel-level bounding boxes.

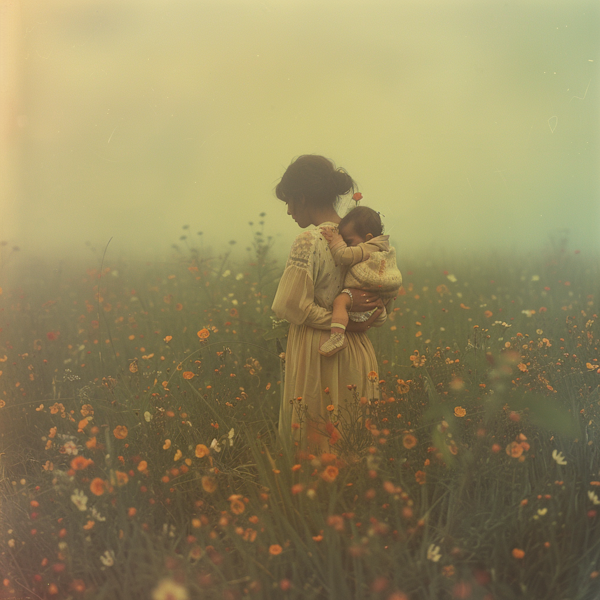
[454,406,466,418]
[201,476,217,493]
[195,444,210,458]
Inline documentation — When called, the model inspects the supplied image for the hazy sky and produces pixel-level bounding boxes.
[2,0,599,264]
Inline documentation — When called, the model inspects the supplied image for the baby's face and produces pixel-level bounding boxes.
[339,223,365,247]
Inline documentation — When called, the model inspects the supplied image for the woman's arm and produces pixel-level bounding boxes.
[272,231,334,330]
[272,266,333,330]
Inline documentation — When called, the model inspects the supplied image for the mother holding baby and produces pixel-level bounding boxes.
[272,155,401,453]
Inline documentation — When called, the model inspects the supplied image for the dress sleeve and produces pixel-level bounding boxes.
[272,231,333,330]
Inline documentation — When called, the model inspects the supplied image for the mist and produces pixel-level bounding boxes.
[1,0,598,269]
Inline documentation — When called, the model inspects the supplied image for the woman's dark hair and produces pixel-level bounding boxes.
[338,206,383,238]
[275,155,356,208]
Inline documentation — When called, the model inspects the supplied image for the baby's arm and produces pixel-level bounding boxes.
[320,227,367,267]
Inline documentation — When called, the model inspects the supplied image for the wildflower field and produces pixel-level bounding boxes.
[1,224,599,600]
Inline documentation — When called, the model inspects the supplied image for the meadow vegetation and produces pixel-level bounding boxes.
[1,221,599,600]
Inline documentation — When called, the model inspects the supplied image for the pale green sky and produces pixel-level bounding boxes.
[4,0,599,262]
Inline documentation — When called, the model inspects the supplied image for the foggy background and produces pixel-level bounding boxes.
[1,0,598,269]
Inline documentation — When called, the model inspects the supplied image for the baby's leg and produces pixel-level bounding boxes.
[319,293,352,356]
[330,293,352,334]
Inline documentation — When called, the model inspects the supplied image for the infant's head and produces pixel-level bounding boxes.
[338,206,383,246]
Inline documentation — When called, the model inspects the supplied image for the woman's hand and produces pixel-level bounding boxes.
[347,289,383,312]
[346,306,384,333]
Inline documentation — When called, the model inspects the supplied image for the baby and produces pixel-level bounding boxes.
[319,206,402,356]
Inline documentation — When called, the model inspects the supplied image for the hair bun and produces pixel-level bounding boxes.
[334,169,354,197]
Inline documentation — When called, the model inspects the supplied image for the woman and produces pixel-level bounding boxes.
[272,155,391,454]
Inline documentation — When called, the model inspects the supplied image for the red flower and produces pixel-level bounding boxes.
[46,331,59,341]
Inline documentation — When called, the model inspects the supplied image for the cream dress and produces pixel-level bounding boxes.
[272,222,390,453]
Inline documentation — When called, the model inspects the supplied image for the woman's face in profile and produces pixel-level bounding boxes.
[286,198,312,228]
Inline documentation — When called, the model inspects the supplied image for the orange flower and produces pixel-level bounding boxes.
[512,548,525,559]
[163,439,171,450]
[484,310,493,318]
[182,371,195,380]
[326,404,335,412]
[229,495,245,515]
[396,379,410,394]
[229,308,238,317]
[442,565,455,577]
[320,452,337,464]
[454,406,466,418]
[321,465,339,483]
[83,520,95,530]
[517,363,528,372]
[85,437,97,450]
[415,470,426,485]
[506,441,524,458]
[367,371,378,382]
[402,434,417,449]
[352,192,363,202]
[127,507,137,518]
[137,460,148,472]
[89,478,106,496]
[269,544,283,556]
[113,425,128,440]
[197,328,210,340]
[77,418,90,432]
[201,476,217,493]
[164,336,172,343]
[175,303,183,311]
[115,471,128,486]
[80,404,94,417]
[195,444,210,458]
[70,456,93,470]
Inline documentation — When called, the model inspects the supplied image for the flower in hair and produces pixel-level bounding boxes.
[352,192,362,202]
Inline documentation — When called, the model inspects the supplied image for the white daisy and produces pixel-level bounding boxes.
[100,550,115,567]
[70,489,88,511]
[427,544,442,562]
[63,441,79,455]
[552,450,567,465]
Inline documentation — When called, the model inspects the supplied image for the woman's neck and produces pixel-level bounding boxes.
[309,207,341,226]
